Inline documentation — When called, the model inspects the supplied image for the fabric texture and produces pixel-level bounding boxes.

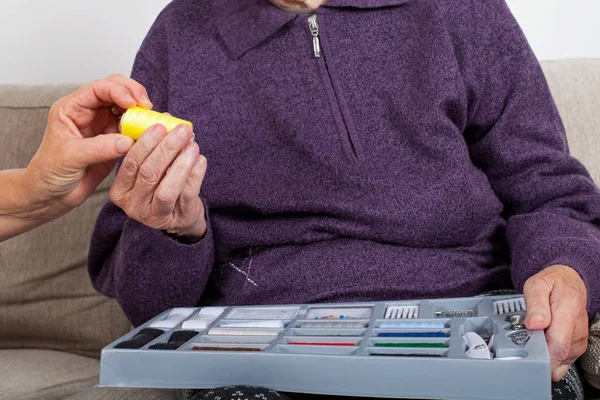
[552,365,585,400]
[582,314,600,390]
[89,0,600,328]
[0,84,131,358]
[181,386,292,400]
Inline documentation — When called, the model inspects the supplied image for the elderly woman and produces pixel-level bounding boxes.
[89,0,599,399]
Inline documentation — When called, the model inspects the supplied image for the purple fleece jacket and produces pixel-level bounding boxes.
[89,0,600,327]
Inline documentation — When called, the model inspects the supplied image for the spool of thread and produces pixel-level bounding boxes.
[208,328,281,336]
[299,321,366,329]
[379,321,446,329]
[373,343,446,348]
[192,346,263,352]
[219,320,285,329]
[370,352,442,358]
[119,106,193,141]
[377,332,446,338]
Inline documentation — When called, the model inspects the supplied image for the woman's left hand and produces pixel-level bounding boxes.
[523,265,589,382]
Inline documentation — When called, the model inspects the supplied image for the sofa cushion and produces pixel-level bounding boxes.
[0,349,100,400]
[0,349,176,400]
[0,85,131,358]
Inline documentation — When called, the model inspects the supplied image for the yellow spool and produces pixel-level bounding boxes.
[119,106,193,140]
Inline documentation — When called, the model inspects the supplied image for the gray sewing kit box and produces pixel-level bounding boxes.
[99,294,551,399]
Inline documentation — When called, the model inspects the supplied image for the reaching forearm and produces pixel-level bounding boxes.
[0,169,63,242]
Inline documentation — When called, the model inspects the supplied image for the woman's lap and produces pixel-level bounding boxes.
[180,364,584,400]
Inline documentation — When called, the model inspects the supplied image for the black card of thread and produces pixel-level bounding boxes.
[148,330,199,350]
[115,328,165,349]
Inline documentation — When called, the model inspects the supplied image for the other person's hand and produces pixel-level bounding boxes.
[25,74,152,219]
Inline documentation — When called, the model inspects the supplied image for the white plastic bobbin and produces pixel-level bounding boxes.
[150,308,195,329]
[384,305,419,319]
[181,307,227,330]
[493,298,526,315]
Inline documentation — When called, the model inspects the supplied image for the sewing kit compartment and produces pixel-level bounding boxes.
[100,295,550,400]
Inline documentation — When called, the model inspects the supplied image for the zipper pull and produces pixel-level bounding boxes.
[308,14,321,58]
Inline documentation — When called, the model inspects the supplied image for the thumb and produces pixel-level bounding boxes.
[68,134,134,168]
[523,276,553,330]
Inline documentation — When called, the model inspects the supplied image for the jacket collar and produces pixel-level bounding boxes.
[216,0,411,59]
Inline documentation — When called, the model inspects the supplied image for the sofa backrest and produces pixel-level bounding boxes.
[0,85,130,358]
[0,59,598,358]
[542,59,600,183]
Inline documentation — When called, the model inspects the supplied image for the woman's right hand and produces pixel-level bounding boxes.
[109,123,208,240]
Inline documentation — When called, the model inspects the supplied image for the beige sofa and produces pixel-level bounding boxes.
[0,59,599,400]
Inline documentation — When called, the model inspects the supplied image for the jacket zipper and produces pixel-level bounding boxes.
[308,14,321,58]
[307,14,362,160]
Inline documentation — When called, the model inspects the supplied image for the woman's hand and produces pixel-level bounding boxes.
[24,74,152,218]
[524,265,589,382]
[109,123,208,241]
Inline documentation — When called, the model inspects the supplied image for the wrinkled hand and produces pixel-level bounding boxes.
[25,74,152,216]
[524,265,589,382]
[109,123,207,240]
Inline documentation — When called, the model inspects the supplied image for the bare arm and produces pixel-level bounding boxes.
[0,75,153,242]
[0,169,53,241]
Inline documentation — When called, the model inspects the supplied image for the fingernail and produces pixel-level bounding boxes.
[145,125,165,141]
[185,143,197,156]
[125,95,136,105]
[116,138,133,154]
[195,156,206,172]
[175,125,190,140]
[529,313,545,324]
[141,94,152,106]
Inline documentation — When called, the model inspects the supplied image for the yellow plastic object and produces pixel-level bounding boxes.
[119,106,193,140]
